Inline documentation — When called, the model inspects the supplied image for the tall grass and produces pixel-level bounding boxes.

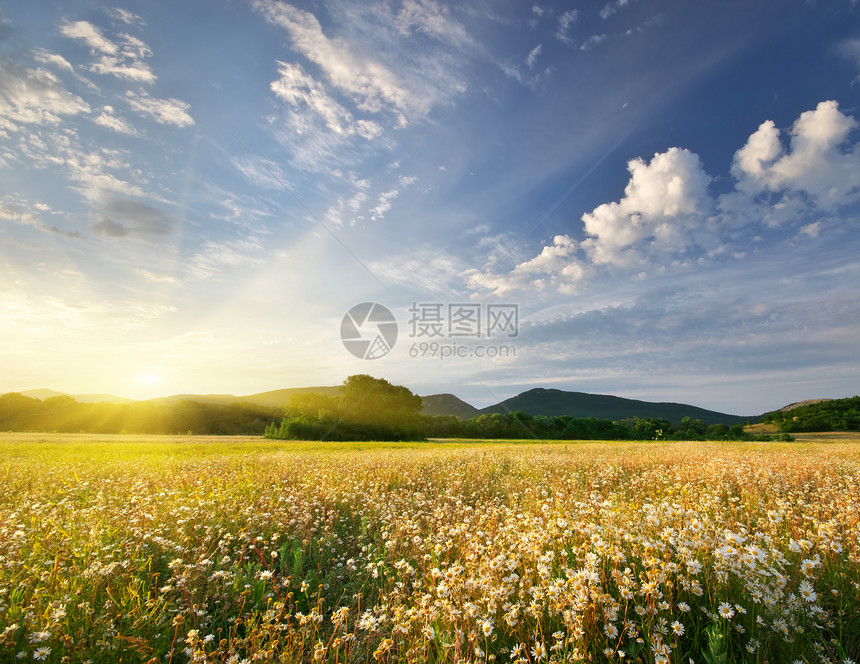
[0,435,857,663]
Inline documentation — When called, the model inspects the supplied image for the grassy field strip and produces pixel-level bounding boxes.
[1,435,858,663]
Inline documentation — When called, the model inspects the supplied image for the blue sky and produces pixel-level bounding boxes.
[1,0,859,415]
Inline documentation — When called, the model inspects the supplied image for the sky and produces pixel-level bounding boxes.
[1,0,859,416]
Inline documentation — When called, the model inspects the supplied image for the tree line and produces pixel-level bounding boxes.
[263,375,788,442]
[2,376,797,441]
[0,393,281,435]
[759,396,860,432]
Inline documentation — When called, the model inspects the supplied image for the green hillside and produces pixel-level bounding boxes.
[420,393,481,419]
[760,396,860,432]
[480,388,751,425]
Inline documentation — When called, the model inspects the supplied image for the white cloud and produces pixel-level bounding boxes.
[93,106,140,135]
[126,90,194,127]
[370,188,399,220]
[465,234,590,298]
[581,147,712,266]
[526,44,542,70]
[467,100,860,299]
[394,0,472,48]
[104,8,143,26]
[580,34,608,51]
[731,100,860,207]
[32,50,74,72]
[60,20,118,54]
[0,62,90,132]
[599,0,630,20]
[253,0,430,119]
[555,10,579,44]
[270,61,382,139]
[90,54,156,83]
[61,20,156,83]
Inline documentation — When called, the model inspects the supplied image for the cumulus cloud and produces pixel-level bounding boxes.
[0,61,90,131]
[125,90,194,127]
[467,100,860,298]
[270,61,382,139]
[731,100,860,207]
[581,147,712,266]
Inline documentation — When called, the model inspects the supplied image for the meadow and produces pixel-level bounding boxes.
[0,433,857,663]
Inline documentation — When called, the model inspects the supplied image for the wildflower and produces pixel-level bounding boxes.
[671,621,685,637]
[718,603,735,619]
[480,618,494,637]
[799,580,818,602]
[423,625,435,640]
[32,648,51,661]
[677,602,690,612]
[531,641,547,660]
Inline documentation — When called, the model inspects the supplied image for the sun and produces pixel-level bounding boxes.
[135,370,164,390]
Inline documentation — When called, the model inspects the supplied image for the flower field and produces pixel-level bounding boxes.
[0,434,858,663]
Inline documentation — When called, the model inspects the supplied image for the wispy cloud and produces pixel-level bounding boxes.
[125,89,193,127]
[270,61,382,139]
[0,60,90,132]
[555,10,578,44]
[93,106,140,135]
[60,20,118,55]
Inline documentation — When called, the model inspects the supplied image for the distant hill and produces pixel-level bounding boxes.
[479,388,751,425]
[147,386,341,408]
[10,384,769,424]
[19,389,134,404]
[421,393,481,419]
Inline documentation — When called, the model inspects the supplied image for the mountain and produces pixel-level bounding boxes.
[420,393,481,419]
[19,389,134,404]
[479,388,751,425]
